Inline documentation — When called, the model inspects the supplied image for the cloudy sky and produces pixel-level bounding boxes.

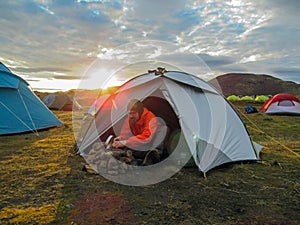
[1,0,300,91]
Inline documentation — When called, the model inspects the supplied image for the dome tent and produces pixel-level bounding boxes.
[43,93,82,111]
[240,96,253,101]
[255,95,269,102]
[227,95,240,101]
[0,62,63,135]
[259,93,300,115]
[78,69,262,176]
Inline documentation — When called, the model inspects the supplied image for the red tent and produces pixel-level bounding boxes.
[260,93,300,115]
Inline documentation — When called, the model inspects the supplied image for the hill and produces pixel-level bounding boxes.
[209,73,300,97]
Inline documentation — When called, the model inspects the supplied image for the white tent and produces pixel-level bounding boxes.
[79,69,262,174]
[87,94,110,116]
[43,93,82,111]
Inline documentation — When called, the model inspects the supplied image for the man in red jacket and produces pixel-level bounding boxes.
[112,99,163,159]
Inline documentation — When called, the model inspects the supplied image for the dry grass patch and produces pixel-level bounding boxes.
[0,111,75,225]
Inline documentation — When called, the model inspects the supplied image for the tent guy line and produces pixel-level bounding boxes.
[232,102,300,158]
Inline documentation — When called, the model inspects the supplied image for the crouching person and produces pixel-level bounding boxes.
[112,99,167,165]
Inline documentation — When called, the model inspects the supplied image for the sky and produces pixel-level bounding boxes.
[1,0,300,91]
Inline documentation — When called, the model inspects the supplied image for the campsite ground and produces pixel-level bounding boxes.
[0,100,299,224]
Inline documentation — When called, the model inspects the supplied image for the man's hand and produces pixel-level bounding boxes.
[112,140,126,148]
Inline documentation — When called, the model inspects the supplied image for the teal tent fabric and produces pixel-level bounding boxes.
[0,62,63,135]
[0,62,11,73]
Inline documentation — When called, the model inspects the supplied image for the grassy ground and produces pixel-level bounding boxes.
[0,101,299,224]
[0,112,74,224]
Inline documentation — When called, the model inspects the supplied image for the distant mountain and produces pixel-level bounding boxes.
[209,73,300,97]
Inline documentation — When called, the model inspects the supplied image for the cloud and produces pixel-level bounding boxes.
[271,68,300,83]
[256,0,300,21]
[0,1,116,73]
[52,75,82,80]
[240,55,262,64]
[132,0,186,19]
[198,53,235,68]
[13,66,70,74]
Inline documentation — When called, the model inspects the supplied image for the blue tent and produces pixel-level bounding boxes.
[0,62,63,135]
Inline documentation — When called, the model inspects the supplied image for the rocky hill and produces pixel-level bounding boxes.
[209,73,300,97]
